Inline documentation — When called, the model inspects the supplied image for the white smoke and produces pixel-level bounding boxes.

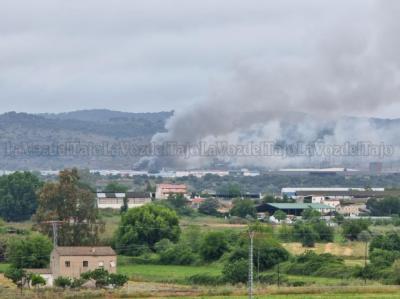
[145,0,400,170]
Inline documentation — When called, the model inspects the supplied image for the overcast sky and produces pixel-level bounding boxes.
[1,0,399,118]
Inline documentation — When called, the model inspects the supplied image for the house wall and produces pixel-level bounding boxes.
[52,255,117,278]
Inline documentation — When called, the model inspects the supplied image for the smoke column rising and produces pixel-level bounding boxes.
[147,1,400,169]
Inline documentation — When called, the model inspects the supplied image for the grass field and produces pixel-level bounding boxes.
[118,263,222,283]
[0,263,9,273]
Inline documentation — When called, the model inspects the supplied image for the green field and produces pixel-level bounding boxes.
[118,263,222,283]
[0,264,9,273]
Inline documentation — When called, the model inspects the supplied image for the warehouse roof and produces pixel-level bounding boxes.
[263,203,334,210]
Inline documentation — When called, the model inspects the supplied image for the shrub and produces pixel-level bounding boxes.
[284,251,353,279]
[70,278,85,289]
[4,267,26,284]
[222,258,248,284]
[258,273,288,285]
[200,231,229,262]
[81,268,129,288]
[341,219,370,241]
[229,238,289,271]
[54,276,71,289]
[159,243,198,265]
[109,273,129,288]
[198,198,220,216]
[30,274,46,288]
[186,273,222,285]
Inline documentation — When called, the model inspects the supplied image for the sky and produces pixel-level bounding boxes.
[1,0,400,118]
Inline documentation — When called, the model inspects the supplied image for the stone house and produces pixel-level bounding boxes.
[50,246,117,279]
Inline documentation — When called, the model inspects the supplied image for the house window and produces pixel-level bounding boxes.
[83,261,88,267]
[65,261,70,267]
[98,261,104,268]
[110,261,115,268]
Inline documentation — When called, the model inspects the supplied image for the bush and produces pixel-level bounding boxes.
[258,273,288,285]
[198,198,220,216]
[30,274,46,288]
[4,267,26,284]
[80,268,128,288]
[200,231,229,262]
[186,273,222,285]
[229,238,289,271]
[222,258,248,284]
[109,273,129,288]
[54,276,71,289]
[159,243,198,265]
[342,219,370,241]
[284,251,354,279]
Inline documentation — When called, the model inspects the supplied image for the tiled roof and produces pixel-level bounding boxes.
[157,184,187,189]
[266,203,334,210]
[54,246,116,256]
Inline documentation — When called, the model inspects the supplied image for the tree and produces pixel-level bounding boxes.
[293,222,318,247]
[6,233,52,269]
[229,237,289,271]
[165,194,192,215]
[115,204,180,255]
[342,219,370,241]
[230,199,256,218]
[0,172,42,221]
[35,169,103,246]
[198,198,219,216]
[369,232,400,252]
[273,210,287,222]
[200,231,229,262]
[367,197,400,216]
[301,208,321,220]
[104,182,129,193]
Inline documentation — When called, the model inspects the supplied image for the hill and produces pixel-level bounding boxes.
[0,110,173,170]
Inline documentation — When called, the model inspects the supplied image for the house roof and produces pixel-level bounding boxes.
[54,246,116,256]
[157,184,187,189]
[263,203,334,210]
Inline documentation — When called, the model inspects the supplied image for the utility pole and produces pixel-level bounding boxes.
[364,239,368,285]
[248,231,255,299]
[42,221,64,247]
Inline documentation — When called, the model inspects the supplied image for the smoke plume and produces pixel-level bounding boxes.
[145,1,400,170]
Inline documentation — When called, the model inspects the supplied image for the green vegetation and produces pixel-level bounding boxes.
[115,204,180,255]
[6,233,52,268]
[103,182,129,193]
[0,172,42,221]
[35,168,102,246]
[230,199,256,218]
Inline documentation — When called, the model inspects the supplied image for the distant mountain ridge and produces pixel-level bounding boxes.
[0,110,398,170]
[0,110,173,170]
